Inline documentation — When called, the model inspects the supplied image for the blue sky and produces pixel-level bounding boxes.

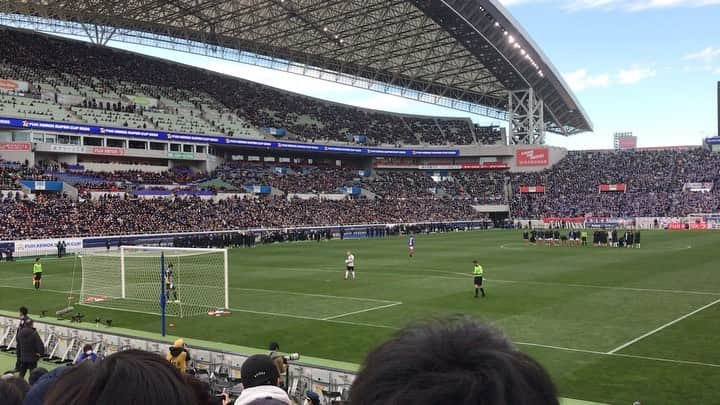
[96,1,720,149]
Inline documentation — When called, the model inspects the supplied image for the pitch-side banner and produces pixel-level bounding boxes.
[13,238,83,256]
[516,148,549,166]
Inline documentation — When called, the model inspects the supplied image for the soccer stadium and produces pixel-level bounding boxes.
[0,0,719,404]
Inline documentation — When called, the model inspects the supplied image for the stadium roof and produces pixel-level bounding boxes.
[0,0,592,135]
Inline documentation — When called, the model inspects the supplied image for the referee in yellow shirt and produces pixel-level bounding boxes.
[472,260,485,298]
[33,257,43,290]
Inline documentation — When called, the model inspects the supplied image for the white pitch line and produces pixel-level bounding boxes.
[321,302,402,321]
[487,278,720,297]
[515,341,720,368]
[231,286,398,304]
[607,297,720,354]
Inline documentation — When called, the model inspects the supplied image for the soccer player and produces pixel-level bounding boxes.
[408,234,415,257]
[580,230,588,246]
[634,230,641,248]
[32,258,42,290]
[472,260,485,298]
[165,263,178,302]
[344,251,355,280]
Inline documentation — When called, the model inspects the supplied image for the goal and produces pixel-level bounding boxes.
[79,246,229,318]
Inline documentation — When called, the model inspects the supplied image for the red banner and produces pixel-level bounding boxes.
[542,216,585,224]
[91,147,125,156]
[599,184,627,192]
[0,142,31,151]
[689,221,707,230]
[519,186,546,193]
[516,148,548,166]
[461,162,509,170]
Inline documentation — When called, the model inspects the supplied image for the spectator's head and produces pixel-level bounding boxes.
[35,257,40,262]
[82,344,94,353]
[43,349,196,404]
[0,376,29,404]
[19,306,28,317]
[350,316,559,405]
[28,368,48,385]
[174,338,185,348]
[0,378,24,405]
[240,355,280,389]
[268,342,280,352]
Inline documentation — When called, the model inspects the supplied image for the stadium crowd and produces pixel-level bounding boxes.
[0,194,486,239]
[510,148,720,217]
[0,28,500,146]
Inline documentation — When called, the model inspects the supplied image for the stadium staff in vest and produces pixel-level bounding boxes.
[472,260,486,298]
[166,338,191,373]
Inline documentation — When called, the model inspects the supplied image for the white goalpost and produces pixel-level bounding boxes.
[79,246,229,318]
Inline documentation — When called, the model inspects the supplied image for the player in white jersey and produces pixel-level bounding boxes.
[344,251,355,280]
[408,234,415,257]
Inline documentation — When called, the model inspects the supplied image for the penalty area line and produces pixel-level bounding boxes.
[606,296,720,354]
[515,341,720,369]
[321,302,403,321]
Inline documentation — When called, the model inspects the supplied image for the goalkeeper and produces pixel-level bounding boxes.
[165,263,179,303]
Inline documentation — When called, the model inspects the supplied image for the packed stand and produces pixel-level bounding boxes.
[510,148,720,217]
[0,193,487,239]
[215,161,358,194]
[0,28,494,146]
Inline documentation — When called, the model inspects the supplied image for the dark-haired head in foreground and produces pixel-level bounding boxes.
[350,316,559,405]
[43,349,196,405]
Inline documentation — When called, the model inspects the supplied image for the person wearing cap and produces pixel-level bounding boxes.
[472,260,485,298]
[166,338,191,373]
[235,354,291,405]
[304,390,320,405]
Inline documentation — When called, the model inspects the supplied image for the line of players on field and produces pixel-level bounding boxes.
[523,229,641,248]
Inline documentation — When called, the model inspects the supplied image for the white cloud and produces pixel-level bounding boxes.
[618,67,657,84]
[684,47,720,61]
[562,66,657,91]
[562,69,611,91]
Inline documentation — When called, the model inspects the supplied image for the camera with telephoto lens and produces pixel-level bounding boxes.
[283,353,300,361]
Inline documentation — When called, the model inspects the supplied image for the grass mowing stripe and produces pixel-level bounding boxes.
[607,297,720,354]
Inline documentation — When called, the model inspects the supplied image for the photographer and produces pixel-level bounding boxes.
[268,342,299,391]
[166,338,191,373]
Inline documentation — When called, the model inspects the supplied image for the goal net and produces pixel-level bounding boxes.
[79,246,229,318]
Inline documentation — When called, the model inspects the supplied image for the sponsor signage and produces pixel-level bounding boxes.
[92,147,125,155]
[684,182,713,192]
[167,151,195,159]
[0,142,31,151]
[14,238,83,255]
[599,184,627,192]
[542,216,584,223]
[520,186,546,193]
[460,162,509,170]
[0,116,460,157]
[48,144,85,153]
[516,148,549,166]
[0,78,29,92]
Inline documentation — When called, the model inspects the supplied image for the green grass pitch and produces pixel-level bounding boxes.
[1,230,719,404]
